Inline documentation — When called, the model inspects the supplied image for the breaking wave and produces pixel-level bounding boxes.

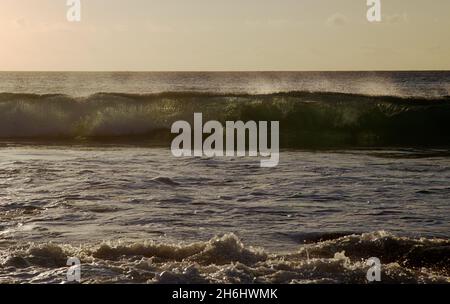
[0,232,448,284]
[1,91,450,147]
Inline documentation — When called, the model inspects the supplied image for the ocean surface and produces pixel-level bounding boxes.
[0,72,449,283]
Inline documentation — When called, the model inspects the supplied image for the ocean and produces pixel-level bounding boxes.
[0,71,449,283]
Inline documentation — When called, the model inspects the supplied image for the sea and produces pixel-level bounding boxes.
[0,71,449,283]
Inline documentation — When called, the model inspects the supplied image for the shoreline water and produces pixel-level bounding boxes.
[1,146,448,247]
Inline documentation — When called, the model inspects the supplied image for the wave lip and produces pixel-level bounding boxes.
[0,231,448,284]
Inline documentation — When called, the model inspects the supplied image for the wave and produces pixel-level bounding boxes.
[1,91,450,148]
[0,231,448,284]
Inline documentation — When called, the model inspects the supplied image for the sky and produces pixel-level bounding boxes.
[0,0,449,71]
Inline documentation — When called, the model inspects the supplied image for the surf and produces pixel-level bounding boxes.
[1,232,448,283]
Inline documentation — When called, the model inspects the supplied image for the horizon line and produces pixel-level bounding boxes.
[1,69,449,73]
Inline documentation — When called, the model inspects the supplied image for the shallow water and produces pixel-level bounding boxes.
[0,146,449,283]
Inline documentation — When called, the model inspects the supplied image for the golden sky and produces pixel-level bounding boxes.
[0,0,449,71]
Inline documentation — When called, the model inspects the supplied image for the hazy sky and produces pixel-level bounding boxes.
[0,0,449,71]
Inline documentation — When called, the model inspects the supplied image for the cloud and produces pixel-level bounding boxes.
[385,13,408,24]
[361,45,399,56]
[12,18,29,29]
[327,13,348,27]
[426,45,447,53]
[145,23,174,33]
[244,18,295,30]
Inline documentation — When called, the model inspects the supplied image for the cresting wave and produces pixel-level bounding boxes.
[1,91,450,147]
[0,231,448,284]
